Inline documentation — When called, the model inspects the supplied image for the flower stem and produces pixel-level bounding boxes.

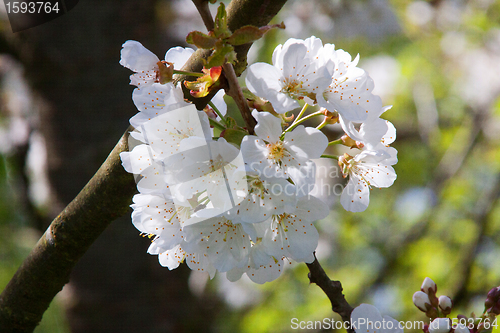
[209,118,226,131]
[328,139,343,146]
[222,62,256,134]
[172,70,205,77]
[316,118,328,130]
[321,154,339,160]
[209,101,227,126]
[293,103,309,126]
[281,110,323,139]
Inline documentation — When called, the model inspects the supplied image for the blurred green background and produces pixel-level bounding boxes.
[1,0,500,332]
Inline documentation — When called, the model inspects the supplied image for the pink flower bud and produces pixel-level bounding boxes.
[439,296,453,314]
[429,318,451,333]
[485,287,500,313]
[413,291,431,311]
[422,277,437,294]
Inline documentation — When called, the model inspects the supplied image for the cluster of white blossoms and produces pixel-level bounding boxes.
[246,36,397,213]
[118,36,397,283]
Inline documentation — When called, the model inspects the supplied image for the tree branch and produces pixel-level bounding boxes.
[306,253,354,333]
[0,127,137,332]
[222,62,256,133]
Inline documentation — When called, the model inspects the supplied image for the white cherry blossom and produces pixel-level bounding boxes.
[317,44,382,122]
[339,147,397,213]
[246,37,332,113]
[183,214,251,273]
[226,243,287,284]
[241,110,328,193]
[130,82,190,129]
[229,168,297,224]
[120,40,163,87]
[261,195,328,263]
[131,194,184,253]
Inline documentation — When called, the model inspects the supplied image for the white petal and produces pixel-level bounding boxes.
[286,160,316,196]
[246,63,299,114]
[381,120,396,145]
[120,144,157,174]
[158,245,185,270]
[351,304,383,333]
[340,176,370,212]
[226,267,245,282]
[120,40,159,72]
[185,252,217,278]
[246,257,284,284]
[245,63,283,94]
[211,90,227,116]
[359,117,389,147]
[284,125,328,159]
[383,315,404,333]
[240,135,270,170]
[132,83,172,113]
[282,215,319,262]
[294,195,329,221]
[136,160,170,195]
[253,110,282,143]
[358,163,397,188]
[164,47,195,68]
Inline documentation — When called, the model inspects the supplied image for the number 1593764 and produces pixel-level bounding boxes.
[5,2,60,14]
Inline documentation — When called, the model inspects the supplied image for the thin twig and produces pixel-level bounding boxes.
[306,253,355,333]
[222,62,256,134]
[192,0,215,32]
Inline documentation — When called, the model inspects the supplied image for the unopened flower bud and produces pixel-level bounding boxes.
[341,134,357,148]
[321,108,339,124]
[414,291,431,312]
[203,106,217,120]
[429,318,451,333]
[453,323,470,333]
[422,277,437,294]
[439,296,453,314]
[485,287,500,314]
[338,134,364,149]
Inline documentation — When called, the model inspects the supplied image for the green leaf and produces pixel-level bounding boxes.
[214,2,231,38]
[227,23,286,46]
[227,26,264,45]
[186,31,217,49]
[225,49,237,65]
[221,128,248,146]
[225,117,238,129]
[206,43,234,68]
